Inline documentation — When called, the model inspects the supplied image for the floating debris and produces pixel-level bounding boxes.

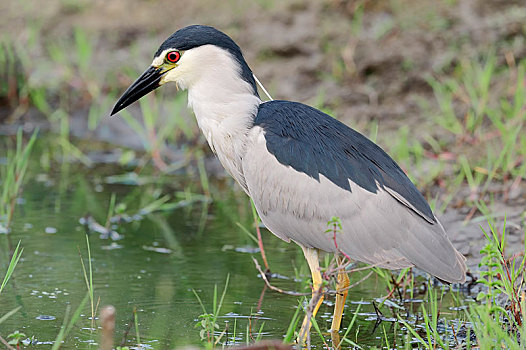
[79,215,123,240]
[44,227,57,234]
[221,245,263,254]
[142,246,172,254]
[101,242,124,250]
[35,315,56,321]
[235,246,261,254]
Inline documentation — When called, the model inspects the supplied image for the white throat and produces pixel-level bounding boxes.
[187,75,261,152]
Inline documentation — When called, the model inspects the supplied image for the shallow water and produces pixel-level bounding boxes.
[0,140,468,349]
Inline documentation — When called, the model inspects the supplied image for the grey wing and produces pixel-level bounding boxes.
[242,127,466,283]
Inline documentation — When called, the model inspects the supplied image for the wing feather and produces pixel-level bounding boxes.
[253,101,436,223]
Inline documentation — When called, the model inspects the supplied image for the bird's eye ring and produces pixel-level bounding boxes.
[165,51,181,64]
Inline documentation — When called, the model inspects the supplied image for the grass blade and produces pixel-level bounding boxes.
[0,241,23,295]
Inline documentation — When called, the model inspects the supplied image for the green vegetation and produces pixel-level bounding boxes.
[0,129,37,232]
[383,54,526,214]
[51,294,90,350]
[0,241,23,296]
[79,235,96,328]
[193,275,230,347]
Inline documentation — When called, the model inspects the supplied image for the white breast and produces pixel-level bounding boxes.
[188,79,261,191]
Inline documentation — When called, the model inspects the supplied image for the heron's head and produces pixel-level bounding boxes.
[111,25,258,116]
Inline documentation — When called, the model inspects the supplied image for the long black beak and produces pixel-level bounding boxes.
[111,66,165,116]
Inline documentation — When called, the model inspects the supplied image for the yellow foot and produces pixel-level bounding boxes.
[331,329,341,349]
[331,257,350,332]
[297,246,324,346]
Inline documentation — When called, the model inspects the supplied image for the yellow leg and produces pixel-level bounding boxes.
[331,257,350,349]
[331,256,350,331]
[297,246,324,345]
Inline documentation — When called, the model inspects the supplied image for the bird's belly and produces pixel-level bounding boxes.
[258,209,339,252]
[243,149,415,268]
[250,168,380,257]
[254,184,415,270]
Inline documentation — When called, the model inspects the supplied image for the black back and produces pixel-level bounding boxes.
[254,100,436,223]
[156,25,258,96]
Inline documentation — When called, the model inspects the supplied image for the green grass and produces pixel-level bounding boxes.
[79,234,96,329]
[476,218,525,328]
[119,91,196,172]
[0,241,23,336]
[376,53,526,215]
[389,218,525,349]
[51,294,90,350]
[0,241,23,296]
[0,129,38,232]
[193,275,230,348]
[133,307,142,347]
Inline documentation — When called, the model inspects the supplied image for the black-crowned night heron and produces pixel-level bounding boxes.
[111,25,466,344]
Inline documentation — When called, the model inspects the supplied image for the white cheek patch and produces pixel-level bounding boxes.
[152,49,173,67]
[161,66,186,87]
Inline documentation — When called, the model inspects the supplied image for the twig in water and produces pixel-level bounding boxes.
[233,340,292,350]
[297,282,324,348]
[450,322,459,347]
[252,257,308,296]
[256,284,267,312]
[255,218,270,273]
[253,257,374,297]
[250,201,271,276]
[371,301,386,334]
[100,305,115,350]
[0,335,15,350]
[120,309,136,347]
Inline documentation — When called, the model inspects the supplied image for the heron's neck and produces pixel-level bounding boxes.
[186,73,261,190]
[187,79,261,151]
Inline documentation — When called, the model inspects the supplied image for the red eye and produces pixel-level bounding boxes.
[166,51,181,63]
